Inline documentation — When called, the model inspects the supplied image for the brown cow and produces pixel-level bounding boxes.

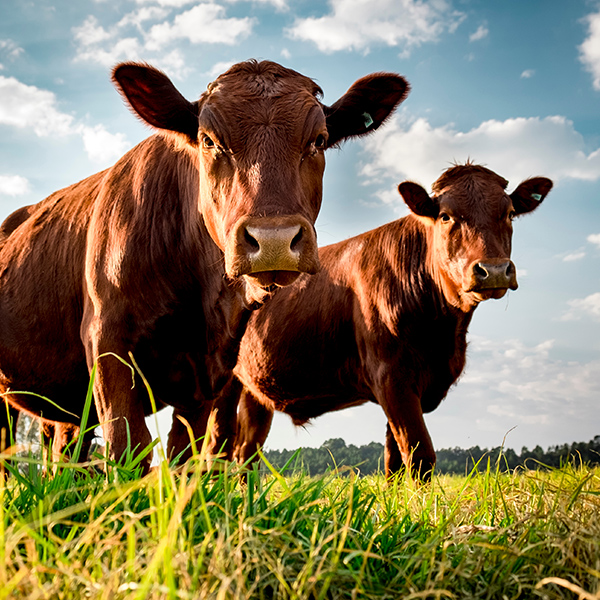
[0,60,409,472]
[224,163,552,480]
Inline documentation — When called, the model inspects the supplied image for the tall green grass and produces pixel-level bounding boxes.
[1,437,599,599]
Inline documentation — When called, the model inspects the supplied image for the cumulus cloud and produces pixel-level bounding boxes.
[0,174,30,197]
[520,69,535,79]
[73,3,255,76]
[361,114,600,195]
[561,292,600,322]
[452,336,600,442]
[146,4,253,49]
[204,60,237,79]
[579,9,600,90]
[562,250,586,262]
[469,24,488,42]
[0,75,74,136]
[287,0,464,54]
[77,124,130,164]
[0,75,129,166]
[0,39,24,64]
[588,233,600,248]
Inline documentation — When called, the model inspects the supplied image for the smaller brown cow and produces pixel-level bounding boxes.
[224,163,552,480]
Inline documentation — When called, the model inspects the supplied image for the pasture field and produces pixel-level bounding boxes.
[1,436,599,600]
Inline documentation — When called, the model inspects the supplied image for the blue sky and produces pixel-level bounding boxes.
[1,0,599,454]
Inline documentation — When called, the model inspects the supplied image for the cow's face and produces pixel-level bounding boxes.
[398,165,552,311]
[112,61,409,293]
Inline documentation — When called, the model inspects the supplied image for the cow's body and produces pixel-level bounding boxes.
[0,60,409,471]
[230,164,552,479]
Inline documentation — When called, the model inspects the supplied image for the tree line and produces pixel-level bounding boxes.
[262,436,600,476]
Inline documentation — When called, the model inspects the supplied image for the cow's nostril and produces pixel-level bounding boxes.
[290,227,303,252]
[474,263,488,279]
[244,228,260,251]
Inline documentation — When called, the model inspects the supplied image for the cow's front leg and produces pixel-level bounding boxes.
[374,369,436,481]
[41,421,95,466]
[207,376,243,462]
[167,402,214,465]
[384,422,404,477]
[235,388,274,465]
[83,322,153,474]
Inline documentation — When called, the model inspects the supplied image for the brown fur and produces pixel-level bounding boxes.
[0,60,409,472]
[226,164,552,480]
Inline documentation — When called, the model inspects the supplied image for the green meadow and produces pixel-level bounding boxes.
[1,436,599,600]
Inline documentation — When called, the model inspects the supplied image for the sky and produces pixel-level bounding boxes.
[0,0,599,456]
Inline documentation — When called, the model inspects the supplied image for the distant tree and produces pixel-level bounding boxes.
[262,435,600,477]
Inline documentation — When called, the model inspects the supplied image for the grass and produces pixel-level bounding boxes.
[1,437,599,599]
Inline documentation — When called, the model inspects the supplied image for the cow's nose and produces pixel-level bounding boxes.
[226,215,320,280]
[243,224,303,271]
[469,259,518,291]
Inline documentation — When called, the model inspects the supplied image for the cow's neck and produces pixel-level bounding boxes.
[376,216,476,337]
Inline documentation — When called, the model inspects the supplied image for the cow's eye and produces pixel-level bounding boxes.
[314,134,326,150]
[439,212,452,223]
[508,210,516,221]
[201,134,216,149]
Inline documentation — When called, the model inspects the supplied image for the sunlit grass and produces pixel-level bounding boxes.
[1,437,599,599]
[2,361,598,598]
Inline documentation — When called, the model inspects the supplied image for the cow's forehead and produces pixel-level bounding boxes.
[205,59,322,99]
[433,165,511,213]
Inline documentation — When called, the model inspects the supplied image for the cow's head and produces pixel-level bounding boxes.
[112,60,409,293]
[398,164,552,311]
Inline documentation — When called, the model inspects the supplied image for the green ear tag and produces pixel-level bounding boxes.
[531,193,542,202]
[362,112,374,129]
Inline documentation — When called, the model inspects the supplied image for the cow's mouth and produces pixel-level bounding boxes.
[470,288,509,302]
[245,270,301,290]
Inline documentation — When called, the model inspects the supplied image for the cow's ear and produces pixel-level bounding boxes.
[398,181,438,219]
[324,74,409,148]
[510,177,553,216]
[112,62,199,142]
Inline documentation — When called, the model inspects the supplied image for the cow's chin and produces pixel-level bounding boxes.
[471,288,509,302]
[245,270,301,291]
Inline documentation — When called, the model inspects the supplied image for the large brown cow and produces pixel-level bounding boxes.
[224,163,552,480]
[0,60,409,472]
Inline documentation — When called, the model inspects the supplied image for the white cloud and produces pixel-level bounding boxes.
[117,7,171,30]
[287,0,464,54]
[0,75,129,166]
[520,69,535,79]
[0,75,74,136]
[469,24,488,42]
[579,9,600,90]
[134,0,196,6]
[226,0,288,9]
[588,233,600,248]
[0,174,30,197]
[73,5,253,76]
[204,60,236,79]
[0,39,24,61]
[77,124,130,164]
[561,292,600,322]
[147,4,254,49]
[362,114,600,194]
[562,251,586,262]
[455,336,600,437]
